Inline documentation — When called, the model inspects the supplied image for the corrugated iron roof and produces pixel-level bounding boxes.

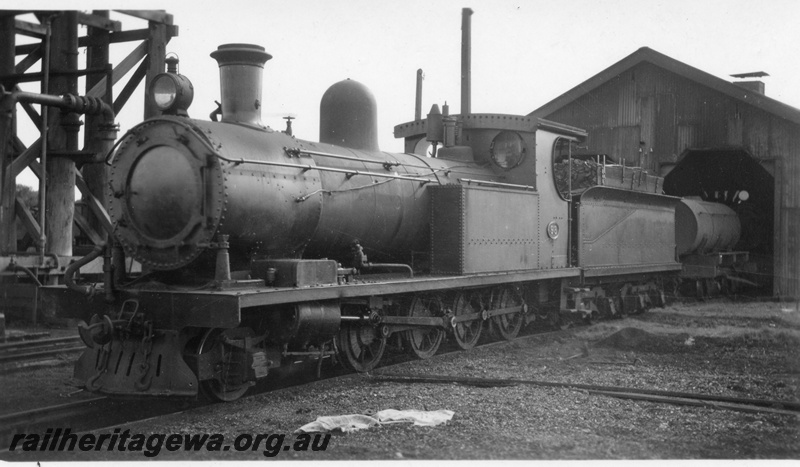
[529,47,800,126]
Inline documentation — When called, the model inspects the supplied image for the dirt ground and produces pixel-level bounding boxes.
[3,298,799,460]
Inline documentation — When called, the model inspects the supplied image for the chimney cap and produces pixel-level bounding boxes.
[210,43,272,68]
[730,71,769,79]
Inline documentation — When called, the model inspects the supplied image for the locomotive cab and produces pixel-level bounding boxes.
[396,113,585,273]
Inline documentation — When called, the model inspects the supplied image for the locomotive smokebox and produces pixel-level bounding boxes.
[211,43,272,126]
[320,79,379,151]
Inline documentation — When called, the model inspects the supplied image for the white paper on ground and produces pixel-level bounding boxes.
[295,409,455,433]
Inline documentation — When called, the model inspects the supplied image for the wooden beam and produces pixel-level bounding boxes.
[80,25,178,48]
[18,98,42,129]
[13,43,38,57]
[0,15,16,253]
[14,47,41,74]
[113,58,147,115]
[17,149,115,238]
[144,21,168,118]
[43,11,80,257]
[15,160,113,237]
[10,137,40,178]
[76,12,121,32]
[18,27,177,55]
[73,209,105,245]
[24,158,40,178]
[86,40,147,99]
[82,9,112,238]
[14,195,40,239]
[81,28,149,47]
[14,19,46,38]
[74,168,113,234]
[115,10,173,25]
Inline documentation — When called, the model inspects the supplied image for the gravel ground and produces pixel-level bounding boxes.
[3,299,799,461]
[0,326,96,416]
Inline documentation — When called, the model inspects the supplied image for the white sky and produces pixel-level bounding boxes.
[15,0,800,188]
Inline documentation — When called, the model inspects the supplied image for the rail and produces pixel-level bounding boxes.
[370,372,800,417]
[0,336,85,373]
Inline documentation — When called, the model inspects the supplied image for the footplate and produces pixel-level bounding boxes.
[75,332,198,397]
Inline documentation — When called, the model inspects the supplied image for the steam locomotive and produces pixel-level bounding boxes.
[50,32,750,401]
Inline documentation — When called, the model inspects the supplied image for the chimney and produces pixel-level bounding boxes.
[210,43,272,126]
[733,81,765,95]
[461,8,473,115]
[730,71,768,95]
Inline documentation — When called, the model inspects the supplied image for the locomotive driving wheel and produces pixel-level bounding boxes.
[451,291,483,350]
[404,296,445,359]
[337,323,386,372]
[195,328,251,402]
[492,286,524,341]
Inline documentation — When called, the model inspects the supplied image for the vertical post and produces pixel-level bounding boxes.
[772,156,782,297]
[0,15,16,254]
[460,8,473,116]
[83,10,111,238]
[215,235,231,282]
[567,141,572,266]
[414,69,424,121]
[144,21,167,119]
[43,12,79,260]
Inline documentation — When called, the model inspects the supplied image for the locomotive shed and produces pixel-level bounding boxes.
[530,46,800,300]
[2,299,798,461]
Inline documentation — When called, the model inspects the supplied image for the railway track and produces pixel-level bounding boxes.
[0,323,572,454]
[0,336,84,373]
[0,396,195,451]
[10,308,789,456]
[3,313,795,459]
[368,372,800,417]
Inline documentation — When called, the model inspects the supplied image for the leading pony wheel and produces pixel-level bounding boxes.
[196,328,251,402]
[337,323,386,372]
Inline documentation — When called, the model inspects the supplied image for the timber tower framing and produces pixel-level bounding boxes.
[0,10,177,323]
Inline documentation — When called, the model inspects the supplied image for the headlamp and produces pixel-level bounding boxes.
[149,72,194,115]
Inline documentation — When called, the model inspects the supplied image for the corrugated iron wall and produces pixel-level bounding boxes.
[543,62,800,298]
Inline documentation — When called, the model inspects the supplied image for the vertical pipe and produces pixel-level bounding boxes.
[0,15,16,254]
[414,69,424,121]
[460,8,473,116]
[38,17,52,263]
